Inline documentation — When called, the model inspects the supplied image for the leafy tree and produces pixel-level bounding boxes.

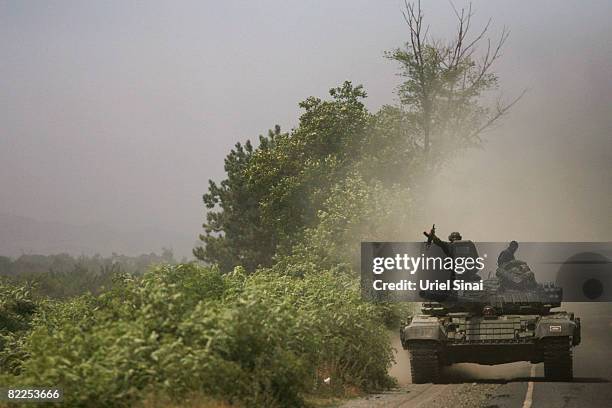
[195,3,520,273]
[195,82,372,272]
[194,131,281,273]
[358,104,421,187]
[270,171,414,278]
[386,1,522,174]
[251,82,370,249]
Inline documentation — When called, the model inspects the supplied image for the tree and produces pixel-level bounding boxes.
[193,133,280,273]
[387,1,523,174]
[194,82,372,272]
[196,3,522,272]
[251,82,370,249]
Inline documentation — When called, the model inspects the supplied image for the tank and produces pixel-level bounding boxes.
[399,258,581,383]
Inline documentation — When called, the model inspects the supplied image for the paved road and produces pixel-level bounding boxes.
[341,303,612,408]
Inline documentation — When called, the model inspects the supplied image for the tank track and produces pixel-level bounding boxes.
[542,337,573,381]
[409,342,441,384]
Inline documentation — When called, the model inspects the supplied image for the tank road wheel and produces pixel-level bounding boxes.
[408,341,441,384]
[543,337,573,381]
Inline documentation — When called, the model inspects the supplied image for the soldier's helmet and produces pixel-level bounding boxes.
[448,231,462,242]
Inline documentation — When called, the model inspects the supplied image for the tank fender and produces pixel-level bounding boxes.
[401,317,445,348]
[535,318,577,339]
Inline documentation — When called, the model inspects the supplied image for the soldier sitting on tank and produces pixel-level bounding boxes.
[496,259,537,290]
[497,240,519,266]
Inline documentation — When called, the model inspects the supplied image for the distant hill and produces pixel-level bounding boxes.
[0,213,194,259]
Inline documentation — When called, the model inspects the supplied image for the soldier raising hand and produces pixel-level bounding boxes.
[424,227,463,257]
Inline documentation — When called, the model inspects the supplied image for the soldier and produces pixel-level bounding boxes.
[496,259,537,290]
[425,228,462,257]
[497,240,519,267]
[423,226,482,281]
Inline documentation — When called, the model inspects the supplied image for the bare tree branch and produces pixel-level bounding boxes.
[468,88,527,140]
[393,1,520,170]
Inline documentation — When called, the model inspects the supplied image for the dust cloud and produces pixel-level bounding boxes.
[423,76,612,243]
[388,80,612,383]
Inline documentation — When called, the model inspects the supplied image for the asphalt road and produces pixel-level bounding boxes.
[340,303,612,408]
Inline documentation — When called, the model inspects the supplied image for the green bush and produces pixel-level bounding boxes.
[0,280,37,375]
[1,264,394,407]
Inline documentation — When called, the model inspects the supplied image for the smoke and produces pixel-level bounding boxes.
[382,8,612,379]
[425,109,612,242]
[422,37,612,243]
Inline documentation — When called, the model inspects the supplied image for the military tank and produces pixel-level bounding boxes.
[400,259,581,383]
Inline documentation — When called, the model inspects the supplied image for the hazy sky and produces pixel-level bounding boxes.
[2,1,611,255]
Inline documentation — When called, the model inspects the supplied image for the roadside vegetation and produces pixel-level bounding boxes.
[0,265,395,407]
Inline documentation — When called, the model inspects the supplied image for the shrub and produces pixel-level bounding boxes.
[0,280,37,375]
[2,264,394,407]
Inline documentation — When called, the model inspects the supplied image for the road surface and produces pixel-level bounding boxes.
[340,303,612,408]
